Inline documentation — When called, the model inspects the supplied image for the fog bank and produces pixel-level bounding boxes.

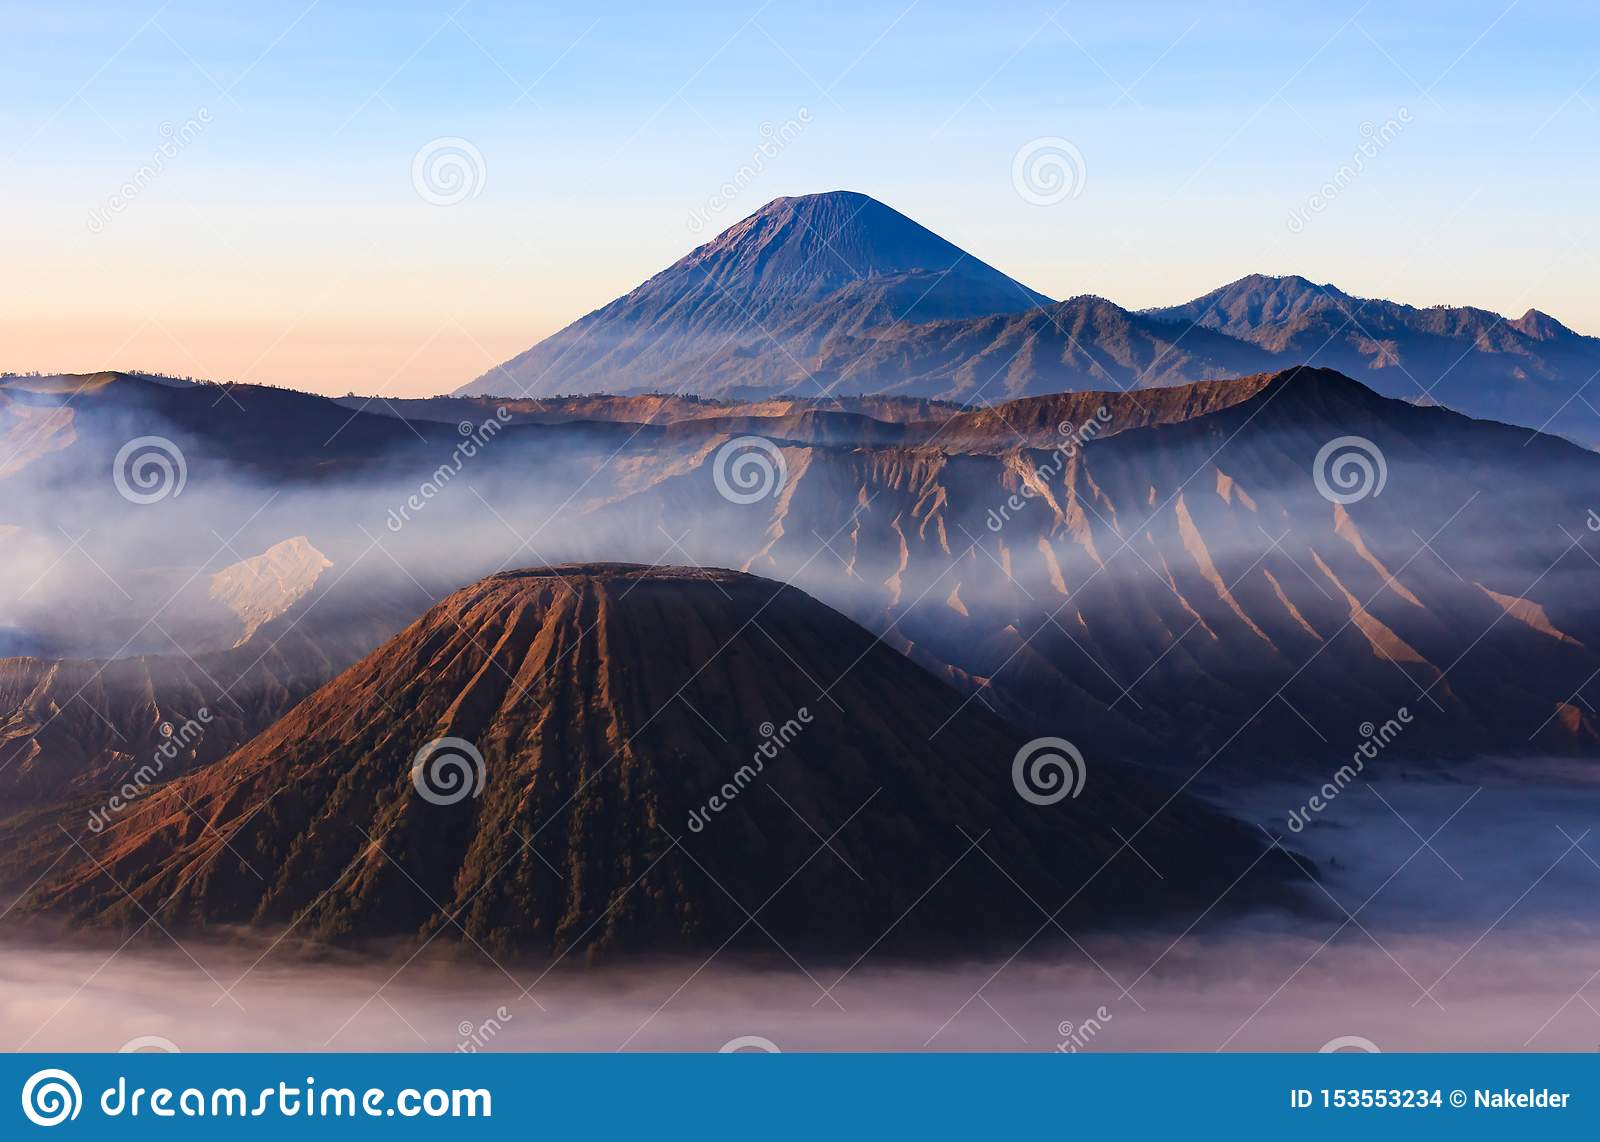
[4,770,1598,1053]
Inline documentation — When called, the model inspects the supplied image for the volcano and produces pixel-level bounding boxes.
[456,191,1052,400]
[455,197,1600,448]
[28,564,1283,959]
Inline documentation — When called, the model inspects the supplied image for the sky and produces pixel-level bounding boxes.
[3,0,1597,397]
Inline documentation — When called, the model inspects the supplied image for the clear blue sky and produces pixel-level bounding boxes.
[3,0,1596,394]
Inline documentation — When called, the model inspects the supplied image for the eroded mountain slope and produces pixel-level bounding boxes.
[26,566,1284,956]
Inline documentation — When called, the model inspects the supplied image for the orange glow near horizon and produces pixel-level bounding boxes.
[2,314,547,398]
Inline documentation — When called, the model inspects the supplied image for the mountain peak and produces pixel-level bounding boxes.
[207,536,332,648]
[1240,271,1318,288]
[1215,272,1347,303]
[753,189,879,213]
[458,192,1053,399]
[1511,307,1575,341]
[1142,273,1350,332]
[680,190,1049,301]
[31,561,1278,955]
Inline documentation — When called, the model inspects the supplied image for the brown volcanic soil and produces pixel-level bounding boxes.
[347,375,1270,455]
[27,564,1285,960]
[351,392,961,429]
[0,578,432,901]
[902,372,1279,450]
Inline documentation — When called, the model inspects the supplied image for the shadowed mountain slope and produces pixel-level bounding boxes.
[457,191,1052,400]
[26,565,1285,958]
[582,369,1600,765]
[767,294,1279,402]
[1142,274,1600,447]
[8,368,1600,785]
[0,570,429,809]
[453,197,1600,446]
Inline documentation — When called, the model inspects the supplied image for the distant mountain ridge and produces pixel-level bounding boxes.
[460,193,1600,448]
[581,367,1600,764]
[459,191,1051,401]
[9,366,1600,780]
[1139,273,1598,431]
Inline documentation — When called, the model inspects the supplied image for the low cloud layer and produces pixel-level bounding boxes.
[4,771,1598,1053]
